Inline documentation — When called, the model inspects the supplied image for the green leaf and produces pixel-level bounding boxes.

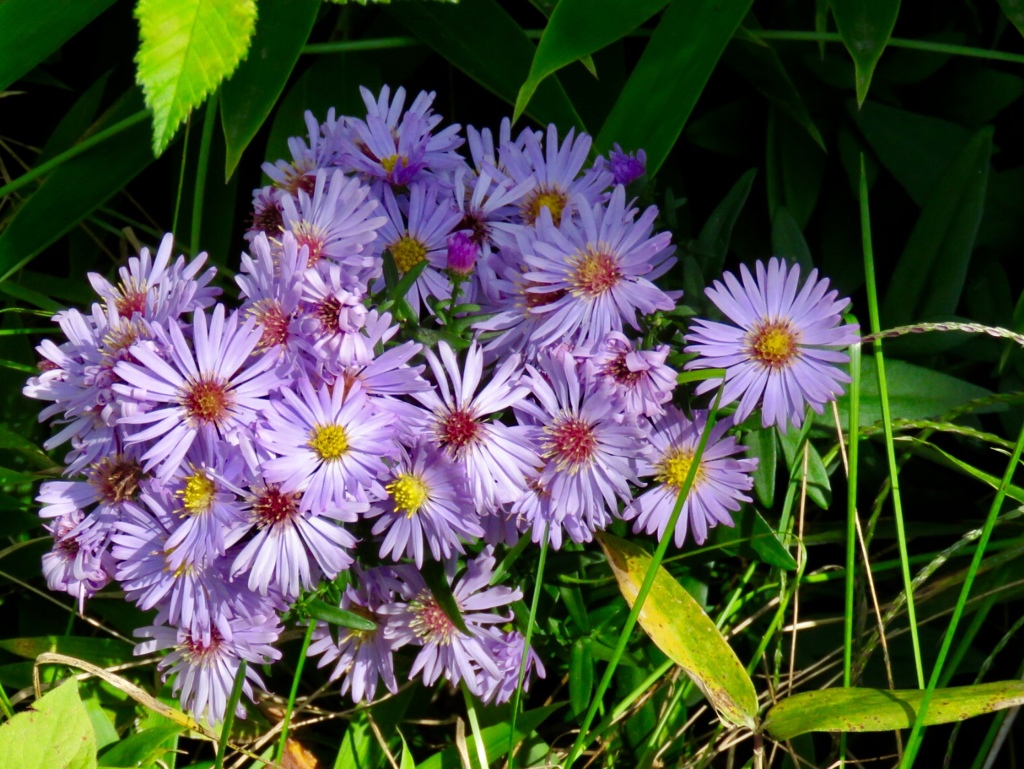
[827,357,999,428]
[0,89,154,285]
[0,0,117,92]
[305,600,377,632]
[98,720,183,768]
[766,110,826,230]
[38,73,112,164]
[998,0,1024,40]
[743,427,777,507]
[221,0,321,178]
[399,734,416,769]
[386,0,583,131]
[694,168,757,281]
[777,429,831,510]
[333,687,414,769]
[881,128,993,327]
[421,560,470,635]
[135,0,258,156]
[415,703,562,769]
[830,0,901,105]
[763,681,1024,740]
[569,638,594,716]
[597,533,758,730]
[705,507,797,571]
[852,100,973,207]
[0,637,133,666]
[0,424,57,470]
[595,0,754,176]
[770,208,813,273]
[0,679,97,769]
[514,0,670,122]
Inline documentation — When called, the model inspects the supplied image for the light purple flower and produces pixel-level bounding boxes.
[623,408,757,547]
[586,332,677,418]
[477,630,545,705]
[683,257,860,432]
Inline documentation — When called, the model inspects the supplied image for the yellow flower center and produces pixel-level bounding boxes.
[387,473,430,517]
[380,154,401,173]
[655,447,704,490]
[180,470,216,515]
[522,186,568,226]
[390,236,427,274]
[748,320,799,368]
[571,246,621,297]
[309,424,349,461]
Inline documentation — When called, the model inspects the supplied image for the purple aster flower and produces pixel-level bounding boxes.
[42,510,114,611]
[477,630,545,705]
[230,481,362,600]
[522,185,679,350]
[259,375,397,510]
[134,609,282,725]
[412,341,539,511]
[367,441,484,568]
[246,185,285,242]
[586,332,677,418]
[381,551,521,696]
[114,304,281,479]
[606,143,647,186]
[624,408,757,547]
[515,352,647,541]
[295,263,369,372]
[683,257,860,432]
[307,566,403,703]
[236,232,306,358]
[501,124,612,226]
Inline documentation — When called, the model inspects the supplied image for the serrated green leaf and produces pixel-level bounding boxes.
[387,0,583,131]
[305,600,377,632]
[0,0,117,93]
[0,679,97,769]
[135,0,258,156]
[415,703,562,769]
[597,533,758,730]
[514,0,670,122]
[0,89,154,285]
[763,682,1024,740]
[595,0,754,176]
[881,127,992,328]
[221,0,320,178]
[831,0,901,105]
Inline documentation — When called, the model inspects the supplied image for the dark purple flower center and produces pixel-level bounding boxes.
[544,416,597,471]
[90,454,145,504]
[437,409,480,456]
[523,281,565,310]
[603,352,643,388]
[183,627,224,659]
[459,212,490,247]
[251,201,283,235]
[253,486,300,526]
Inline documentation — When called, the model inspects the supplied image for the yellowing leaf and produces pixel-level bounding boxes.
[135,0,258,155]
[0,680,96,769]
[763,682,1024,741]
[597,532,758,730]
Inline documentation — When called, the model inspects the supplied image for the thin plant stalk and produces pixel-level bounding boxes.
[275,619,318,763]
[191,92,219,258]
[462,685,489,769]
[841,335,862,768]
[901,419,1024,766]
[507,524,550,767]
[214,659,248,769]
[563,385,725,769]
[172,116,192,245]
[858,155,925,689]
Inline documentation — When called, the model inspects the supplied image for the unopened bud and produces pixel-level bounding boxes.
[446,231,478,278]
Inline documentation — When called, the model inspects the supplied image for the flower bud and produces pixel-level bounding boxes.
[446,231,478,278]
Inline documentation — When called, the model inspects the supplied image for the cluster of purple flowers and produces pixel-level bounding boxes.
[24,85,858,725]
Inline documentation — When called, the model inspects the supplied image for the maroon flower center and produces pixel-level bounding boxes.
[183,379,231,425]
[292,221,325,267]
[410,592,456,645]
[748,320,799,369]
[437,409,480,456]
[90,455,145,504]
[251,299,290,349]
[115,280,148,318]
[57,537,81,558]
[316,296,341,333]
[252,202,283,235]
[603,351,643,388]
[544,416,597,472]
[571,247,621,297]
[184,628,224,659]
[252,486,300,526]
[523,280,566,310]
[459,212,490,247]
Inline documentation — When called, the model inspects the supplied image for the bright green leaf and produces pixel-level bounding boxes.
[569,638,594,716]
[831,0,901,105]
[0,637,132,667]
[221,0,320,179]
[98,720,183,768]
[0,679,97,769]
[386,0,583,131]
[595,0,754,176]
[743,427,777,507]
[514,0,670,121]
[763,681,1024,740]
[881,128,992,327]
[399,734,416,769]
[597,533,758,730]
[777,429,831,510]
[0,0,117,93]
[135,0,258,156]
[705,507,797,571]
[416,704,562,769]
[305,600,377,632]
